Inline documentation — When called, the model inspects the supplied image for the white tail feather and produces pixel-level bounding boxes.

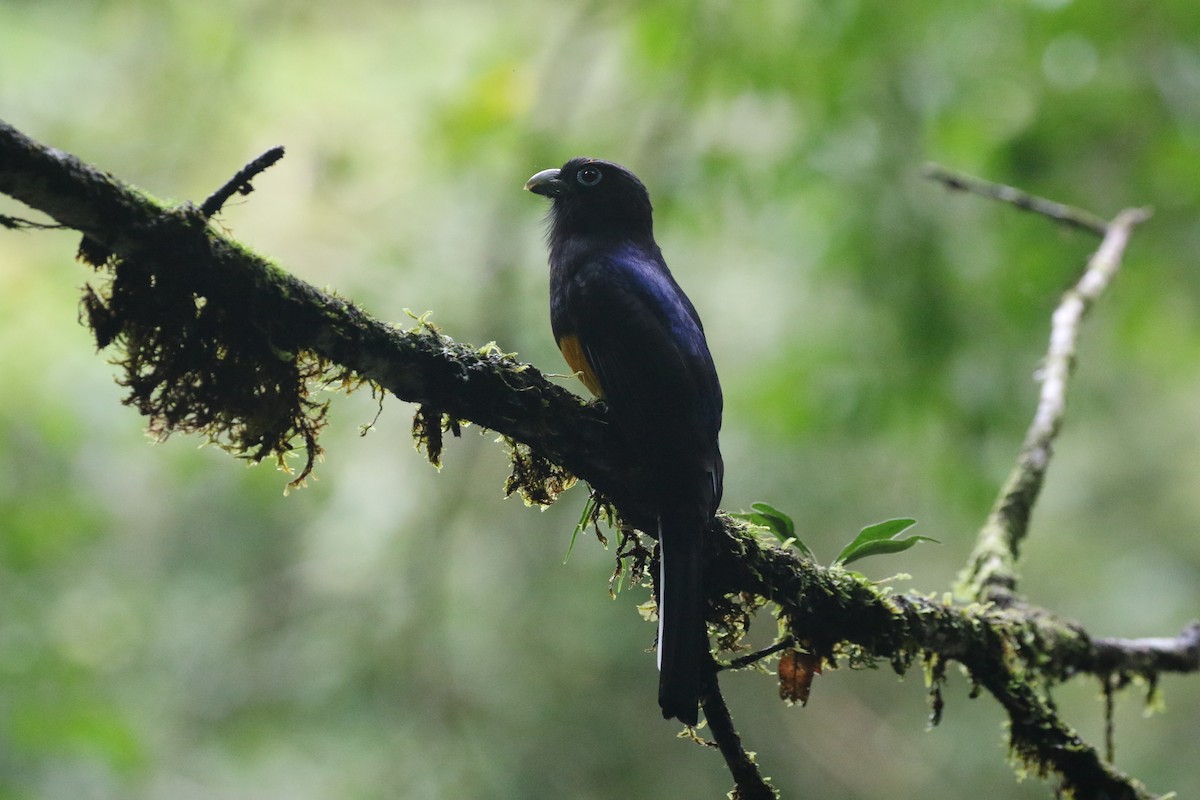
[656,517,665,671]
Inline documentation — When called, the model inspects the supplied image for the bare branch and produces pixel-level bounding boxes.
[1,213,65,230]
[200,145,286,218]
[959,207,1151,603]
[1089,622,1200,675]
[722,637,796,671]
[922,162,1111,236]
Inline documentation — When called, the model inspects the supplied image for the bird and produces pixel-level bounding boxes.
[525,157,724,725]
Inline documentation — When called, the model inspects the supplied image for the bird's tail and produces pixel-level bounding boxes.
[656,510,710,726]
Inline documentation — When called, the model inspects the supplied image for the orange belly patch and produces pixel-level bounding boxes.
[557,334,603,398]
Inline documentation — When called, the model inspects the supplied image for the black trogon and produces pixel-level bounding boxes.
[525,157,724,725]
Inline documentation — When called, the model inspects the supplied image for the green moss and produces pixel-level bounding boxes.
[80,211,337,489]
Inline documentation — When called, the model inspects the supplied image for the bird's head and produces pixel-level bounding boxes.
[524,157,654,243]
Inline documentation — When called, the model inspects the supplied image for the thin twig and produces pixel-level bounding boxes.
[922,163,1111,237]
[701,673,778,800]
[960,206,1151,602]
[0,213,65,230]
[722,637,795,671]
[200,145,286,218]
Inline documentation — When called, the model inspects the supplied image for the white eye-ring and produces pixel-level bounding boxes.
[576,166,603,186]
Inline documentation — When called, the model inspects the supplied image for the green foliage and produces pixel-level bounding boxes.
[833,518,937,568]
[735,505,935,568]
[731,501,814,561]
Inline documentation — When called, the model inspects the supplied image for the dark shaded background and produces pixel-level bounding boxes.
[1,1,1198,797]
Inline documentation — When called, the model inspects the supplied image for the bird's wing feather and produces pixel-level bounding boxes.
[564,249,721,499]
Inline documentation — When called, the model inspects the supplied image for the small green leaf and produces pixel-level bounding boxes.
[749,502,794,539]
[834,518,936,567]
[857,518,918,543]
[788,537,816,562]
[729,501,793,540]
[839,537,938,565]
[731,502,814,560]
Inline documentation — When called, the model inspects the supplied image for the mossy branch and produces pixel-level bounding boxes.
[0,119,1190,799]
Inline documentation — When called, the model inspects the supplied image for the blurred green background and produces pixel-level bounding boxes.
[2,1,1198,798]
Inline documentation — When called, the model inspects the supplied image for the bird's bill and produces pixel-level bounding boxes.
[524,168,565,197]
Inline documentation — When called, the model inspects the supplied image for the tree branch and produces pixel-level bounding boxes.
[1089,622,1200,675]
[957,205,1151,603]
[200,145,286,218]
[922,162,1112,237]
[0,121,1185,799]
[0,117,637,508]
[702,673,778,800]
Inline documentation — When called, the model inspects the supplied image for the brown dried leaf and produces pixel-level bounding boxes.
[778,649,821,706]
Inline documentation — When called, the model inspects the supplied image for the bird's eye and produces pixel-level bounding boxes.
[576,166,603,187]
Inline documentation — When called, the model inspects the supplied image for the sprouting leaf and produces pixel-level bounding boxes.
[731,502,814,560]
[564,494,597,563]
[834,518,937,567]
[749,501,794,539]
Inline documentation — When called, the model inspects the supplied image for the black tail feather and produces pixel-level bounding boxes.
[656,512,709,725]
